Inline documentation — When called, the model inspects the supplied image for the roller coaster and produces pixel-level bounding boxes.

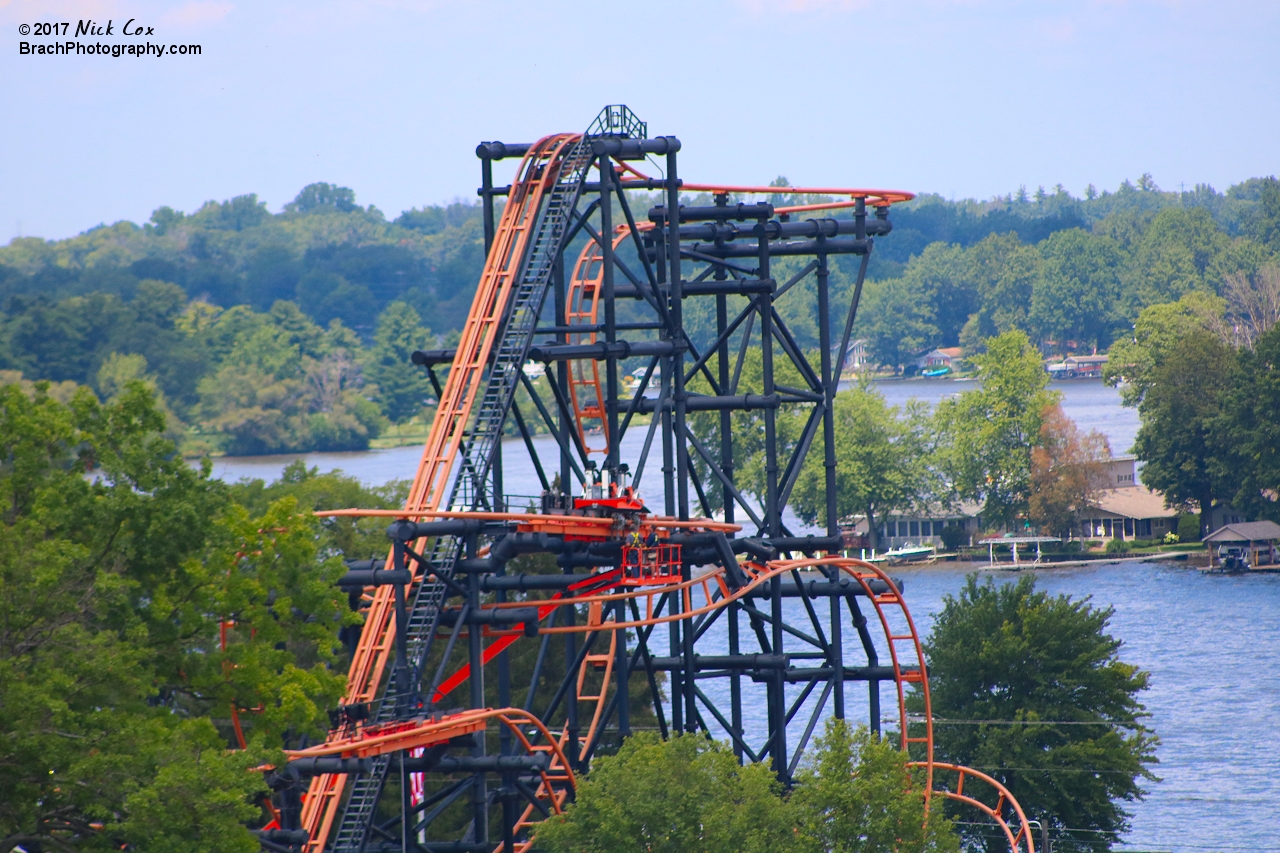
[251,106,1034,853]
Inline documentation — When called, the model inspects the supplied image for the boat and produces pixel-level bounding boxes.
[921,366,951,377]
[883,543,936,564]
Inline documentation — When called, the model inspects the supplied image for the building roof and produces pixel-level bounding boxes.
[1203,521,1280,542]
[1067,354,1109,365]
[936,347,963,358]
[1090,486,1178,519]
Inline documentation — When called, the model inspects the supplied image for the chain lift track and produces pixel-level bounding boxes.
[250,106,1033,853]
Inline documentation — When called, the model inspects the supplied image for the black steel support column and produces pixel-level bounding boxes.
[483,153,504,514]
[466,535,487,845]
[565,599,580,771]
[615,597,630,740]
[554,250,572,501]
[600,155,620,475]
[666,148,688,523]
[817,249,837,539]
[816,249,846,718]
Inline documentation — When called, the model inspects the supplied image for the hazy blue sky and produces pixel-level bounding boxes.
[3,0,1278,241]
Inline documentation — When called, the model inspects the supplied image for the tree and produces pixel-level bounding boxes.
[1029,404,1112,538]
[284,182,359,214]
[0,379,350,853]
[533,733,794,853]
[900,242,976,347]
[966,232,1040,341]
[1209,324,1280,522]
[364,301,436,423]
[1102,293,1224,407]
[1029,229,1123,353]
[535,725,960,853]
[935,330,1059,530]
[1209,263,1280,350]
[1241,176,1280,251]
[859,277,938,371]
[791,720,959,853]
[1131,328,1234,535]
[197,311,383,454]
[911,575,1157,853]
[792,381,937,548]
[1127,207,1228,308]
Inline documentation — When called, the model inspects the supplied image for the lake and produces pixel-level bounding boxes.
[204,380,1278,851]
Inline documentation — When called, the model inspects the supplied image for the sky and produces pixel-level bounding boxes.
[2,0,1278,241]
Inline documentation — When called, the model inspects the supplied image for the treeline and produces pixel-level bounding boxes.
[859,176,1280,368]
[0,284,436,454]
[0,182,486,331]
[2,176,1278,455]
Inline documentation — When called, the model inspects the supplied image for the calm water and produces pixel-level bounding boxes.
[690,564,1280,853]
[205,380,1275,851]
[210,378,1140,489]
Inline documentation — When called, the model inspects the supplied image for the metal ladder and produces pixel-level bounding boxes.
[327,134,596,853]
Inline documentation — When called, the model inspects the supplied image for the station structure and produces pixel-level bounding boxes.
[248,106,1035,853]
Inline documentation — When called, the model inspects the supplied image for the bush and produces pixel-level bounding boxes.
[1106,537,1131,554]
[1163,531,1180,544]
[939,524,966,551]
[1177,513,1201,542]
[1061,540,1082,554]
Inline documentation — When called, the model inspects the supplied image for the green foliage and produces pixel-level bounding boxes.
[935,331,1059,529]
[859,277,938,370]
[363,301,436,424]
[791,720,959,853]
[1176,512,1202,543]
[1105,536,1130,554]
[0,379,350,852]
[966,232,1040,340]
[848,177,1276,370]
[195,304,384,454]
[1128,208,1229,308]
[285,182,360,215]
[792,380,937,546]
[911,575,1157,852]
[939,523,966,551]
[1131,329,1234,532]
[535,733,794,853]
[1030,229,1123,352]
[228,459,409,560]
[1103,293,1224,407]
[1209,324,1280,522]
[536,724,959,853]
[3,175,1277,457]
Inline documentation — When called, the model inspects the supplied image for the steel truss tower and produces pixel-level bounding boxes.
[252,106,1035,853]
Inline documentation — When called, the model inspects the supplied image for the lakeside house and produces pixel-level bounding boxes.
[835,339,871,373]
[1047,354,1109,379]
[845,459,1255,550]
[914,346,963,373]
[852,502,985,549]
[1077,456,1178,540]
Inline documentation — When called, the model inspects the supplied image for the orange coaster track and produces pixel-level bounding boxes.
[260,106,1034,853]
